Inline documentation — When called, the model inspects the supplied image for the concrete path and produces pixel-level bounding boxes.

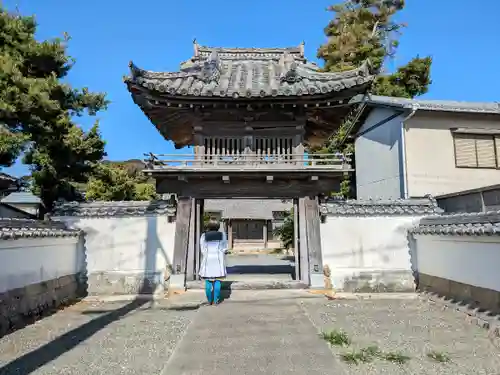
[163,294,338,374]
[0,291,499,374]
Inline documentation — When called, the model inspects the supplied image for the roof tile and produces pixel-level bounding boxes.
[412,211,500,236]
[320,198,443,216]
[126,46,374,99]
[0,218,80,240]
[52,200,177,218]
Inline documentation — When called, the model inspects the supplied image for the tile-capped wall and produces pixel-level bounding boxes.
[0,218,84,337]
[320,197,443,217]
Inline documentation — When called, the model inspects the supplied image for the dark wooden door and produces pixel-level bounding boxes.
[233,220,264,240]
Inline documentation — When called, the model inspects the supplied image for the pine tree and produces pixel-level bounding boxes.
[0,7,108,211]
[85,162,158,201]
[317,0,432,197]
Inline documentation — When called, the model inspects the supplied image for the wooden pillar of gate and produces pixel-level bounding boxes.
[298,197,310,284]
[293,199,300,280]
[297,196,323,286]
[304,196,323,288]
[227,219,233,250]
[185,198,197,282]
[172,197,192,287]
[194,199,204,280]
[263,220,268,249]
[172,197,205,285]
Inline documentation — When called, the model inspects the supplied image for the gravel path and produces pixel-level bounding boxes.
[0,292,499,375]
[301,297,500,375]
[0,299,196,375]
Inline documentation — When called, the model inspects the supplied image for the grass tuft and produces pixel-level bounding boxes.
[321,329,351,347]
[340,346,380,364]
[427,350,450,363]
[340,346,411,365]
[380,351,411,364]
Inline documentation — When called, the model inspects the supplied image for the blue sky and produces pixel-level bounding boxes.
[4,0,500,176]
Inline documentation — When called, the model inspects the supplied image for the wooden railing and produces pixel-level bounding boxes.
[143,153,352,171]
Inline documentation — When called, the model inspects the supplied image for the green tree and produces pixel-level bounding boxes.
[85,163,158,201]
[317,0,432,197]
[0,7,108,211]
[273,209,294,250]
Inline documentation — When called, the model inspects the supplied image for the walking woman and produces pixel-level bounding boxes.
[199,218,228,305]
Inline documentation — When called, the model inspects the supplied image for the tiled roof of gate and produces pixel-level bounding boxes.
[320,198,443,216]
[412,211,500,236]
[125,43,375,99]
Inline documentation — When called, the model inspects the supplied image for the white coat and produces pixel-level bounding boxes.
[198,231,228,279]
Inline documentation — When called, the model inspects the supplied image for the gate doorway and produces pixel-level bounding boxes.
[164,194,327,289]
[203,199,297,284]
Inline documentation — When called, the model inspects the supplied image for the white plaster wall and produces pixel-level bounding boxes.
[54,215,175,280]
[320,216,421,289]
[0,205,31,218]
[414,235,500,292]
[405,112,500,197]
[355,108,405,199]
[0,237,83,294]
[7,203,39,216]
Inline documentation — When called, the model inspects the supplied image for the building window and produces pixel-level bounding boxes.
[453,133,499,169]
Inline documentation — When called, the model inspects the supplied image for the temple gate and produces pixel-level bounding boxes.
[125,41,375,288]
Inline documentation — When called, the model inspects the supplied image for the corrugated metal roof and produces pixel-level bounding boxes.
[1,192,41,204]
[366,95,500,115]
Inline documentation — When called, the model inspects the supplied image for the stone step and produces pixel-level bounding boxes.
[185,280,308,290]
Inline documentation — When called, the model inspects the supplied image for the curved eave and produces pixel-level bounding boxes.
[125,59,375,100]
[125,80,373,104]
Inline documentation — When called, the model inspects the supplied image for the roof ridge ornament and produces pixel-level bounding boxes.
[198,49,221,83]
[128,61,144,79]
[193,38,199,58]
[280,52,303,83]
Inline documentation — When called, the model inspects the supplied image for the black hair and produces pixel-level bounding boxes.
[205,217,220,232]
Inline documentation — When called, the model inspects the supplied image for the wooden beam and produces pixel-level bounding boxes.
[157,178,340,198]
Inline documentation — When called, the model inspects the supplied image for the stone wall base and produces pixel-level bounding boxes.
[0,273,84,337]
[418,273,500,314]
[87,271,168,297]
[332,269,416,293]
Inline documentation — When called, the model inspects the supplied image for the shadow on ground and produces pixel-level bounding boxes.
[0,205,172,375]
[0,297,149,375]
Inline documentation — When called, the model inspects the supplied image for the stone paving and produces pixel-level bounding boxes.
[226,253,295,281]
[0,291,499,374]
